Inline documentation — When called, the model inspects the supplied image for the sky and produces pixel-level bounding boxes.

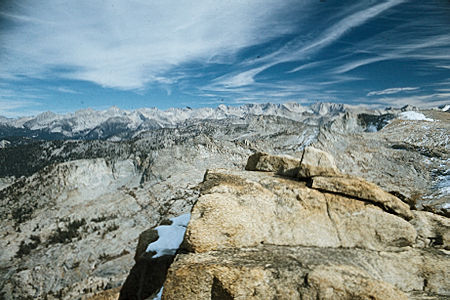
[0,0,449,117]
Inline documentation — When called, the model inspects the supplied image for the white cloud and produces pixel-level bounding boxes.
[293,0,405,56]
[374,93,450,108]
[0,86,46,117]
[0,99,32,111]
[1,0,447,109]
[332,21,450,74]
[0,0,299,90]
[212,66,268,88]
[54,87,80,94]
[367,87,419,96]
[287,61,328,73]
[334,56,394,74]
[211,0,405,90]
[0,99,42,117]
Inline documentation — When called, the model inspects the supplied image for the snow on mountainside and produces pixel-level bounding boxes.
[2,102,440,139]
[0,103,355,140]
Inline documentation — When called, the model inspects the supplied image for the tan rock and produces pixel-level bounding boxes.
[297,146,341,178]
[411,210,450,249]
[185,169,416,252]
[245,147,341,178]
[245,152,301,177]
[326,192,416,249]
[163,261,277,300]
[305,264,408,300]
[87,287,120,300]
[163,155,450,299]
[163,246,450,299]
[310,175,413,220]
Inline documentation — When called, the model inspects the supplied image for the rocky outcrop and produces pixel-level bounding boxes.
[185,168,416,252]
[297,146,340,178]
[134,229,159,262]
[245,152,302,177]
[1,106,448,299]
[87,287,121,300]
[164,246,449,299]
[411,211,450,249]
[314,109,450,213]
[310,175,413,220]
[245,147,340,178]
[162,151,450,299]
[117,227,171,299]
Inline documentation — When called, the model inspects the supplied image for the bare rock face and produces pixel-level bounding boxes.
[245,152,301,177]
[297,146,340,178]
[163,246,449,299]
[411,211,450,249]
[87,287,120,300]
[163,152,450,299]
[245,147,412,220]
[310,175,413,220]
[185,169,416,252]
[314,110,450,213]
[245,146,340,178]
[305,264,408,300]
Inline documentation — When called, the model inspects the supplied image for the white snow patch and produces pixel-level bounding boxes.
[443,203,450,209]
[152,287,163,300]
[146,213,191,258]
[0,177,15,190]
[366,125,378,132]
[0,140,11,148]
[398,111,433,121]
[441,104,450,112]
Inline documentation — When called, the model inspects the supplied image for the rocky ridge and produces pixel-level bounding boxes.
[0,103,350,142]
[0,104,448,299]
[161,149,449,299]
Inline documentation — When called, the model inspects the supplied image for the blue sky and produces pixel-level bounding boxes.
[0,0,449,117]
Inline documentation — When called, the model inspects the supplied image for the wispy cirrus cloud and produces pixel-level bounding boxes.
[0,0,300,90]
[0,84,46,116]
[211,66,268,88]
[287,0,406,59]
[333,34,450,75]
[53,87,80,94]
[211,0,406,89]
[0,0,448,112]
[373,93,450,108]
[333,56,393,74]
[0,99,42,117]
[367,87,419,96]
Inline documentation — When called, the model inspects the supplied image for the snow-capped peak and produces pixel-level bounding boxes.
[0,102,350,139]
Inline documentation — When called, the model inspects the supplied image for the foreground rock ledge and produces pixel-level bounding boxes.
[160,151,449,299]
[185,168,416,252]
[164,246,448,299]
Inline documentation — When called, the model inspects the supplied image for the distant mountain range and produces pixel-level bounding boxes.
[0,103,345,141]
[0,102,447,144]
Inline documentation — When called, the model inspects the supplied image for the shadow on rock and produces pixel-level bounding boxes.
[119,253,175,300]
